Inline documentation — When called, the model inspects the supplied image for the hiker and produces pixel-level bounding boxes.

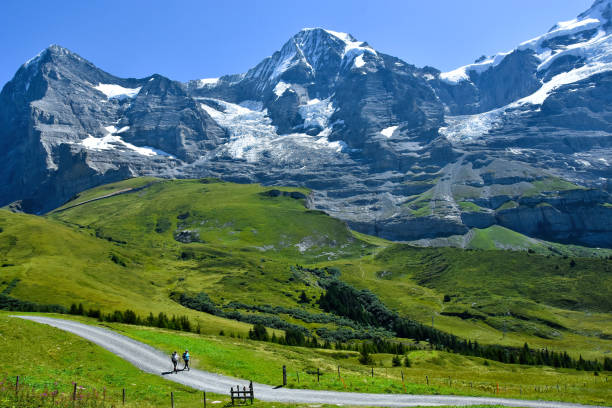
[171,351,179,373]
[182,350,190,371]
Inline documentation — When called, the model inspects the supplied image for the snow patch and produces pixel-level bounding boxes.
[575,158,592,167]
[519,18,601,52]
[323,29,377,57]
[273,81,292,98]
[196,77,219,88]
[380,125,398,138]
[354,54,365,68]
[315,137,346,153]
[440,109,504,142]
[80,128,172,158]
[298,98,335,129]
[440,52,511,84]
[94,83,141,99]
[517,62,611,105]
[507,148,527,155]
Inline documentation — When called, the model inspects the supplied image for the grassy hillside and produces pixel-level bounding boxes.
[330,245,612,359]
[0,178,610,363]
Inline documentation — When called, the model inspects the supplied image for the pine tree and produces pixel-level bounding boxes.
[358,344,373,365]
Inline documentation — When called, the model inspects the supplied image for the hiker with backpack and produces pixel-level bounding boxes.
[171,351,179,373]
[182,350,190,371]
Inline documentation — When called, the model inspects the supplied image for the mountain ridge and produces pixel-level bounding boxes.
[1,1,611,247]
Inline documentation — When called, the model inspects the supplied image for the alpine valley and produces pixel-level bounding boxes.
[2,0,612,248]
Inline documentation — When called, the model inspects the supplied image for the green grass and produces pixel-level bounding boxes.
[404,189,434,217]
[466,226,612,257]
[0,177,611,390]
[467,226,539,250]
[523,177,585,197]
[7,313,610,406]
[0,313,226,408]
[496,201,518,211]
[326,244,612,360]
[50,177,162,213]
[458,202,484,213]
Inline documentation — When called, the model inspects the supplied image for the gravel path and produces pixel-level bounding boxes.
[15,316,607,408]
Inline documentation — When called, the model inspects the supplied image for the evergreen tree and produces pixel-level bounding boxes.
[358,344,373,365]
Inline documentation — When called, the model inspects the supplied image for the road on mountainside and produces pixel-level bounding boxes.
[15,316,606,408]
[49,181,158,214]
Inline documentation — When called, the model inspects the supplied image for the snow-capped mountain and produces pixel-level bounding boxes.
[1,1,611,247]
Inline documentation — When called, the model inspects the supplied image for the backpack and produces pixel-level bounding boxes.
[183,352,190,361]
[172,353,178,362]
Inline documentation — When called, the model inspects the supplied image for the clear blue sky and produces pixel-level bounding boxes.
[0,0,593,88]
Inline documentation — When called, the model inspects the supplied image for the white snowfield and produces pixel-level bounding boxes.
[94,83,141,99]
[439,0,612,143]
[380,125,399,138]
[14,316,607,408]
[79,125,173,157]
[200,98,345,162]
[440,0,612,105]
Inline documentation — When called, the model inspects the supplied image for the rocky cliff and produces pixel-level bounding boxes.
[1,2,611,246]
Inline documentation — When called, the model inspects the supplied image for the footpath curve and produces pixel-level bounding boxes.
[15,316,607,408]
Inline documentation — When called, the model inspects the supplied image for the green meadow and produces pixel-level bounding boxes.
[1,178,611,406]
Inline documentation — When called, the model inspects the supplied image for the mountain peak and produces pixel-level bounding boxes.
[297,28,357,44]
[23,44,84,70]
[293,28,375,58]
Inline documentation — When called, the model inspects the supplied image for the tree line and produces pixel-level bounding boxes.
[318,277,606,371]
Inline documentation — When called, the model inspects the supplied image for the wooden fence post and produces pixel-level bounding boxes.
[401,370,404,382]
[203,391,206,408]
[249,381,253,405]
[171,391,175,408]
[296,371,300,384]
[122,388,126,405]
[371,367,373,378]
[231,387,234,406]
[426,375,429,385]
[337,366,340,379]
[282,365,287,386]
[317,368,320,383]
[15,376,19,394]
[72,383,77,401]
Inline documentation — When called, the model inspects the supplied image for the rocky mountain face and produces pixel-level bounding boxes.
[1,2,611,247]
